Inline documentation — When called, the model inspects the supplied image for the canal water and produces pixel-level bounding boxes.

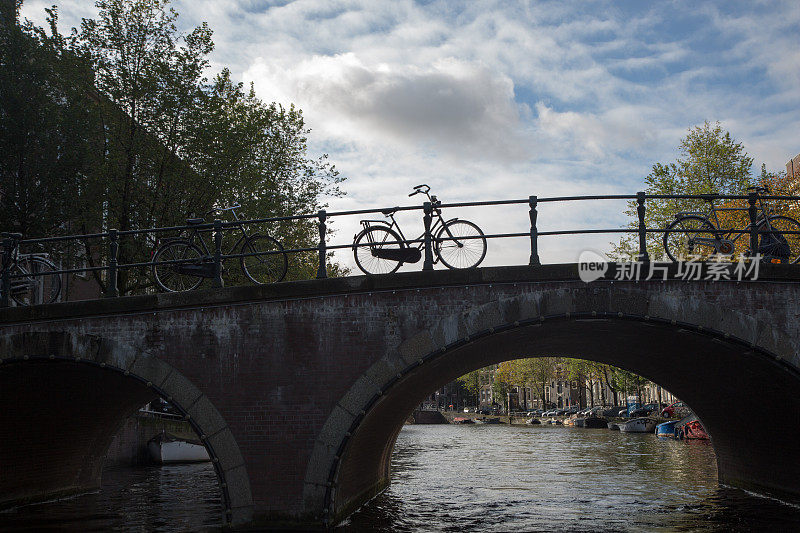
[3,424,800,531]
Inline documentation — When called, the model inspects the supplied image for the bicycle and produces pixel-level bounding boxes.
[151,204,288,292]
[662,186,800,263]
[352,184,487,275]
[1,232,62,305]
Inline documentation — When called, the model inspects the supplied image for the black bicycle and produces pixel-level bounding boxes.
[662,186,800,263]
[0,232,62,305]
[352,185,487,275]
[151,205,288,292]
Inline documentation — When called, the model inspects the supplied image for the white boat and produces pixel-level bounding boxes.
[619,417,657,433]
[148,432,210,464]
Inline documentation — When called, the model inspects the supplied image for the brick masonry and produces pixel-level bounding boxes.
[1,264,800,528]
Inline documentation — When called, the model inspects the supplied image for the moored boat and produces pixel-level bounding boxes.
[148,432,210,464]
[584,417,607,429]
[656,420,678,438]
[680,419,709,440]
[619,417,657,433]
[526,417,541,425]
[607,421,620,430]
[452,417,475,424]
[573,417,585,428]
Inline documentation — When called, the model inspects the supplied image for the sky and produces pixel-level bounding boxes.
[21,0,800,269]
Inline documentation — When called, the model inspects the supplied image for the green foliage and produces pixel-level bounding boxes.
[0,7,95,237]
[2,0,345,293]
[518,357,559,407]
[610,121,754,260]
[456,370,482,407]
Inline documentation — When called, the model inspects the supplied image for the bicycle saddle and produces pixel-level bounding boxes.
[382,207,399,216]
[186,218,205,225]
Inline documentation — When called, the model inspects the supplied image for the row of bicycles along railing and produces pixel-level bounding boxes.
[2,185,800,306]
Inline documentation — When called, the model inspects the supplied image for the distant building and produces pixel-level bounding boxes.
[787,152,800,182]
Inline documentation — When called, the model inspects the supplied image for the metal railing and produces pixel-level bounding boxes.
[2,191,800,307]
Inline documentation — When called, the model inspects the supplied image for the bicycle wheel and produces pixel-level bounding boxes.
[353,226,404,275]
[761,216,800,264]
[10,256,61,305]
[663,216,717,262]
[152,240,204,292]
[241,234,288,284]
[435,220,487,269]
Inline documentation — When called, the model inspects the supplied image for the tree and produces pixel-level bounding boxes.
[4,0,345,294]
[562,358,595,408]
[519,357,559,410]
[610,121,753,260]
[0,7,95,237]
[456,370,481,408]
[493,361,520,413]
[72,0,345,293]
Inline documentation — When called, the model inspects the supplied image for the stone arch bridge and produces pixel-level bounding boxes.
[1,265,800,529]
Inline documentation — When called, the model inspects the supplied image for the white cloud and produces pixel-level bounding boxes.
[244,53,530,161]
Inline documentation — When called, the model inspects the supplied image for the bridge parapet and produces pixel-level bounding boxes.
[4,190,800,305]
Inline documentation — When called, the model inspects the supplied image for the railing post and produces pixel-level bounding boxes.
[1,236,14,308]
[636,192,649,262]
[748,192,759,259]
[529,195,540,266]
[105,229,119,298]
[423,201,434,271]
[212,219,224,288]
[316,209,327,279]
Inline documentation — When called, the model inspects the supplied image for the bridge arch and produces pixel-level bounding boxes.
[306,288,800,525]
[0,331,253,527]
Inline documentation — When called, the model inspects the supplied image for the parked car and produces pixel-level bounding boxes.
[629,402,667,418]
[601,406,625,417]
[661,401,688,418]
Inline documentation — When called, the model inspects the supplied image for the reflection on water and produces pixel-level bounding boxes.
[341,424,800,532]
[0,463,221,532]
[3,425,800,531]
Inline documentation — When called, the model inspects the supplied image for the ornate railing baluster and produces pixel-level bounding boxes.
[213,220,224,288]
[317,210,327,279]
[637,192,649,262]
[105,229,119,298]
[529,195,540,266]
[423,202,433,271]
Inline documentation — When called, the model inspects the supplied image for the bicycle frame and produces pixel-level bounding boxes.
[184,209,251,259]
[360,208,452,264]
[677,194,775,248]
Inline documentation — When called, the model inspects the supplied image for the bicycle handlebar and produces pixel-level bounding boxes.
[206,204,242,215]
[1,232,22,240]
[409,184,430,197]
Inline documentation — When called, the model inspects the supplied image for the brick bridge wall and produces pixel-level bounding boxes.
[1,265,800,528]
